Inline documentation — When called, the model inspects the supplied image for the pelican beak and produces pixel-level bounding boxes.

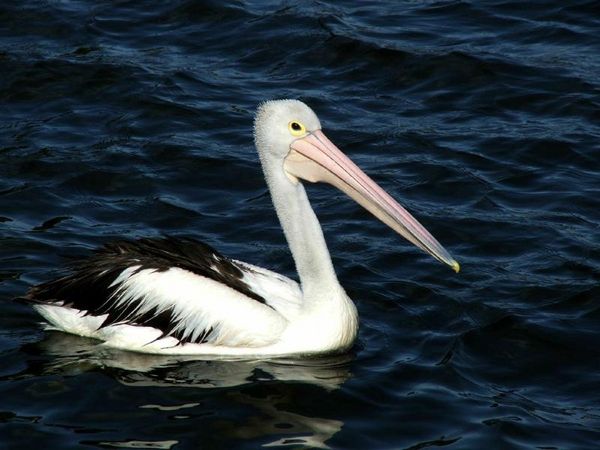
[284,130,460,273]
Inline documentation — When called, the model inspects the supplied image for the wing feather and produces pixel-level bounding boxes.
[25,237,290,349]
[233,260,303,320]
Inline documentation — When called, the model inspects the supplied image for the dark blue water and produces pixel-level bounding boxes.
[1,1,599,448]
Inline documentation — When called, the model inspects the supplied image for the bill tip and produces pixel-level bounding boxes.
[451,260,460,273]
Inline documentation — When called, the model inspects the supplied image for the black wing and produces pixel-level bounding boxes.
[24,237,268,344]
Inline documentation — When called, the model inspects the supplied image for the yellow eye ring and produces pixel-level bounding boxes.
[288,121,306,136]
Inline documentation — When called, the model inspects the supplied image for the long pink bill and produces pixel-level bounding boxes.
[284,129,460,272]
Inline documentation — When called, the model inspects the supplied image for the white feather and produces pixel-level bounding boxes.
[110,267,288,348]
[35,304,108,336]
[233,260,303,320]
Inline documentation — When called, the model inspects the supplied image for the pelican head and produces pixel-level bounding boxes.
[254,99,459,273]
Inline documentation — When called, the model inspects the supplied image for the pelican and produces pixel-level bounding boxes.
[24,100,459,357]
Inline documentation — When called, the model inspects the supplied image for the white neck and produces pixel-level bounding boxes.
[261,158,359,352]
[260,157,342,307]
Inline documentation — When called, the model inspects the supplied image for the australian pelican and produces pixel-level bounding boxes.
[24,100,459,357]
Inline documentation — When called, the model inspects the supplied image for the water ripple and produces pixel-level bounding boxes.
[1,0,599,448]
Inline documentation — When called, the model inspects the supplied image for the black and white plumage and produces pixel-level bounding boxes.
[24,100,459,357]
[27,238,284,342]
[27,237,302,355]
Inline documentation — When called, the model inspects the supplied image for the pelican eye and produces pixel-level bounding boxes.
[288,121,306,136]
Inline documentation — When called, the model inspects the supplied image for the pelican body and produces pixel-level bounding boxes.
[25,100,459,357]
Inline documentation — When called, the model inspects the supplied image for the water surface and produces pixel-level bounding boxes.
[1,1,599,448]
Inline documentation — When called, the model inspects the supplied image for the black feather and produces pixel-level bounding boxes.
[24,237,269,344]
